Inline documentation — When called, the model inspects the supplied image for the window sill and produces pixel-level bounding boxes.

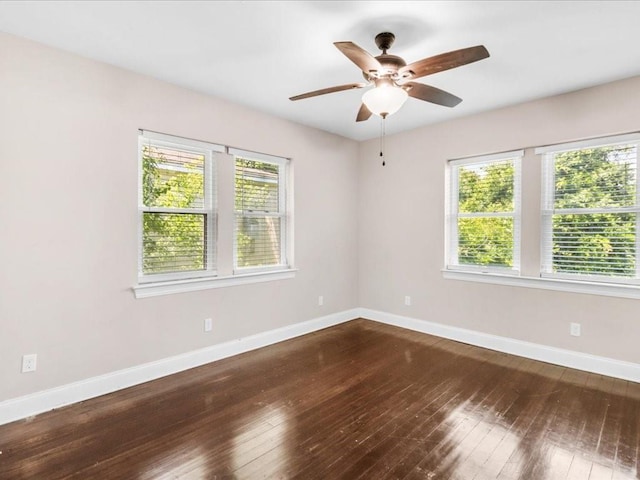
[442,269,640,300]
[133,269,297,299]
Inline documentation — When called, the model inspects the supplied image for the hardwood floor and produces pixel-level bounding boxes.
[1,319,639,479]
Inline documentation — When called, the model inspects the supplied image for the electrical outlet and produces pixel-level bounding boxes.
[22,354,37,373]
[405,296,411,306]
[318,295,324,306]
[204,318,213,332]
[570,322,581,337]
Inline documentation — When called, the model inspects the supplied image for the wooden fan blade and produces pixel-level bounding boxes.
[404,82,462,107]
[399,45,489,80]
[289,82,368,101]
[334,41,383,74]
[356,103,372,122]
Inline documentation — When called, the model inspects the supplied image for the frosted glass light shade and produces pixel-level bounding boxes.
[362,85,408,117]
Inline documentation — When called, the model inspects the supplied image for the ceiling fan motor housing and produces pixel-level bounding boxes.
[364,33,408,80]
[362,53,407,81]
[375,32,396,52]
[378,54,406,75]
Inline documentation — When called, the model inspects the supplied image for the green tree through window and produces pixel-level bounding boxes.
[452,157,519,269]
[458,161,514,267]
[141,145,208,275]
[547,145,637,277]
[235,157,283,269]
[138,133,291,286]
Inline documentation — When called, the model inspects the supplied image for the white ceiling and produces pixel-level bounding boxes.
[1,1,640,141]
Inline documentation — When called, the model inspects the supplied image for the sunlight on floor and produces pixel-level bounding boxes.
[438,404,638,480]
[141,445,208,479]
[231,405,291,477]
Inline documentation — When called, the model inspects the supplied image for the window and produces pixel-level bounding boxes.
[138,131,222,283]
[444,134,640,299]
[446,151,522,273]
[232,149,289,273]
[539,133,640,284]
[135,132,294,297]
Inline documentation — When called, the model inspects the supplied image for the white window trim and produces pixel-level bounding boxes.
[443,132,640,299]
[534,132,640,155]
[138,131,221,284]
[442,269,640,300]
[445,149,523,275]
[538,133,640,284]
[231,148,292,275]
[134,132,296,298]
[133,268,298,299]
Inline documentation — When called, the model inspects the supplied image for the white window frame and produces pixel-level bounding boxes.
[133,132,296,298]
[137,130,223,284]
[231,148,291,275]
[444,134,640,300]
[445,150,523,275]
[537,132,640,285]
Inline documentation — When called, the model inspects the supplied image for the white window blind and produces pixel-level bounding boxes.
[446,150,522,273]
[539,134,640,283]
[232,149,289,273]
[138,131,219,282]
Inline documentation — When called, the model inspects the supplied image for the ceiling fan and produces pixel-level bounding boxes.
[289,32,490,122]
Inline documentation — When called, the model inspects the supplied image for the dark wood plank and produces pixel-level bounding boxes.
[463,359,564,480]
[389,354,534,479]
[0,319,638,480]
[613,381,640,479]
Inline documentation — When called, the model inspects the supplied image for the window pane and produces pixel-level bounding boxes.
[143,213,206,274]
[554,145,636,209]
[458,217,513,267]
[458,160,514,213]
[142,145,205,209]
[552,213,635,276]
[236,216,281,268]
[235,158,280,213]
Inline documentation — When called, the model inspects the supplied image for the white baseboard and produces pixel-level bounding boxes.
[0,309,358,426]
[4,307,640,427]
[359,308,640,384]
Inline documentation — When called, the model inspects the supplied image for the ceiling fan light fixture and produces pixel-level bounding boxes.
[362,84,408,118]
[290,33,490,124]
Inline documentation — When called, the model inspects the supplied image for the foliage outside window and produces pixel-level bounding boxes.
[540,135,640,283]
[234,152,288,272]
[139,132,217,282]
[447,151,522,273]
[135,133,293,297]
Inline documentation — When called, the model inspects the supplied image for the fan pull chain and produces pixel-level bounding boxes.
[379,116,386,166]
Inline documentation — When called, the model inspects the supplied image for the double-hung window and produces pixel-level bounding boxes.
[232,149,289,273]
[446,151,522,273]
[136,132,294,297]
[138,131,222,283]
[539,133,640,283]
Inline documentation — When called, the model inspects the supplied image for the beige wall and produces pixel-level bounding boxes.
[3,29,640,404]
[0,32,359,401]
[358,75,640,365]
